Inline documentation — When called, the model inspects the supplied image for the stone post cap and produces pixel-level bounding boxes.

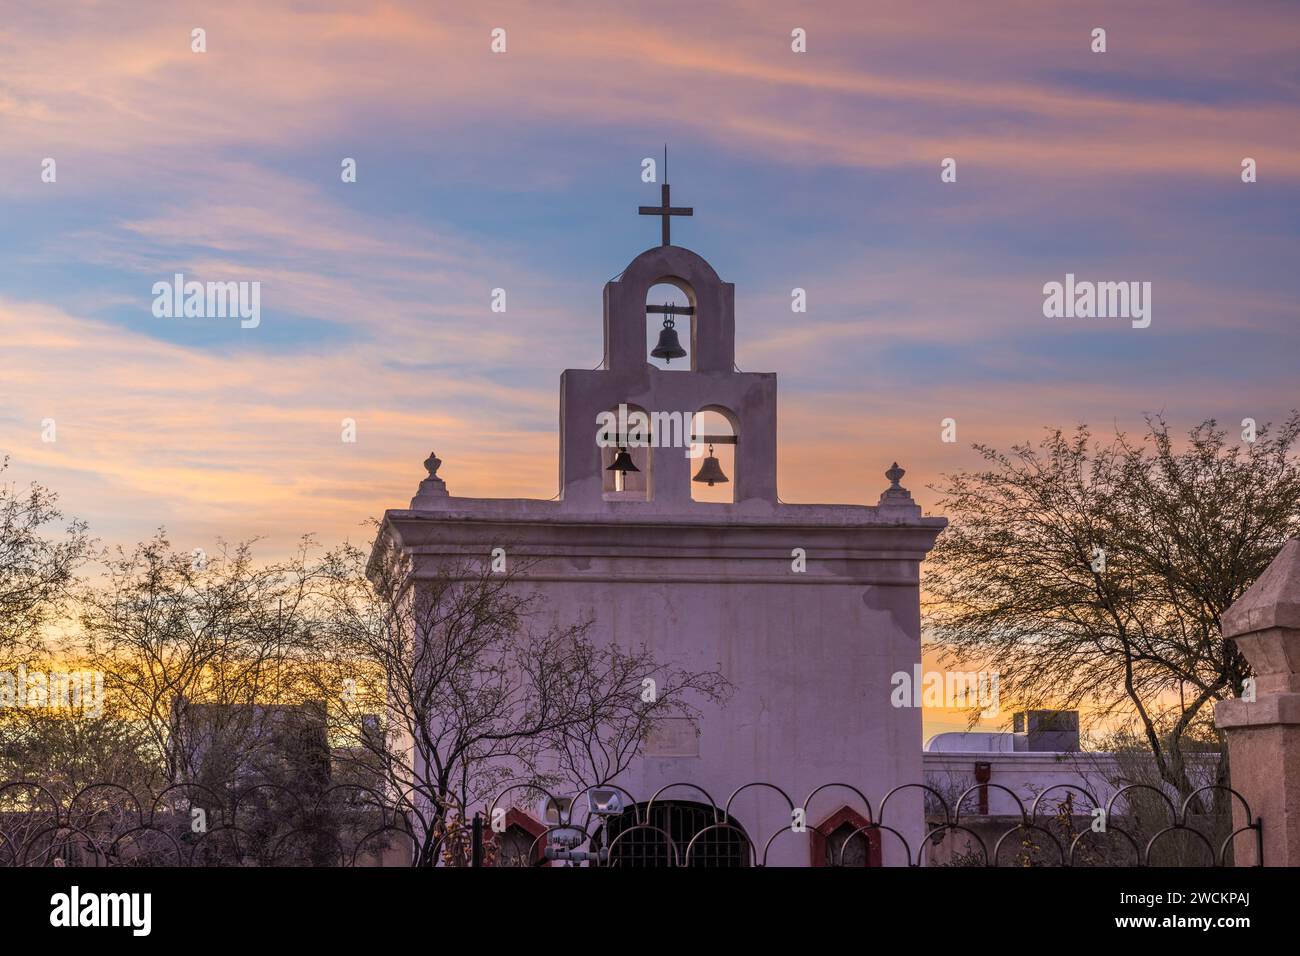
[1222,538,1300,639]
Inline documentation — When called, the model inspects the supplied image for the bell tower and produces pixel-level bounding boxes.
[382,178,947,865]
[558,184,778,512]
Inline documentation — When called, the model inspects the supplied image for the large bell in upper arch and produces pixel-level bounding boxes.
[650,316,687,363]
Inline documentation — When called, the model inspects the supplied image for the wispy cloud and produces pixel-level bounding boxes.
[1,0,1297,561]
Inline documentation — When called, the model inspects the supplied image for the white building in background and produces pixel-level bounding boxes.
[923,710,1220,822]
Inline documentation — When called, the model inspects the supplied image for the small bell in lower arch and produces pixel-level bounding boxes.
[607,447,639,474]
[650,314,687,363]
[692,444,729,486]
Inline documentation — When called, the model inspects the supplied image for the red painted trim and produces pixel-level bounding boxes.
[810,805,882,867]
[490,808,548,867]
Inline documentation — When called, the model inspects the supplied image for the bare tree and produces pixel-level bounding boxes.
[0,457,100,816]
[0,457,91,667]
[303,536,728,866]
[1074,725,1229,866]
[540,638,728,791]
[925,414,1300,800]
[14,504,727,867]
[78,532,313,782]
[0,709,160,796]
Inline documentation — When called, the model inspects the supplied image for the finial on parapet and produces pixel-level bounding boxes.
[877,461,919,515]
[424,452,443,480]
[410,450,450,508]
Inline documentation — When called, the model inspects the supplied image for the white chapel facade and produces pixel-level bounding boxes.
[374,185,946,865]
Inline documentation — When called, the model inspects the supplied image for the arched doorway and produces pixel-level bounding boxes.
[603,800,750,867]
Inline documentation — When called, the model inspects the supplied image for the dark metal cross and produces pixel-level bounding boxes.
[639,183,693,246]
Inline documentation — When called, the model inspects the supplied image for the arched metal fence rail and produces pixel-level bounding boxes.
[0,778,1262,867]
[0,779,413,868]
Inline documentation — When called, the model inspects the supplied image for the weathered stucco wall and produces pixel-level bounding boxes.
[383,505,941,864]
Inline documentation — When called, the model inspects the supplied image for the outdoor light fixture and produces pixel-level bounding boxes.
[537,795,585,849]
[587,787,624,817]
[537,794,573,826]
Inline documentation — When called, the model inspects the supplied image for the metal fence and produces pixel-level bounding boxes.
[484,779,1262,867]
[0,778,1261,867]
[0,780,406,867]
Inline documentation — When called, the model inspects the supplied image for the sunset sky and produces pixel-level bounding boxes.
[3,1,1299,736]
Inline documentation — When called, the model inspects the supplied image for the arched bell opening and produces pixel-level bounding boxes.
[600,403,653,501]
[689,407,736,504]
[646,280,696,372]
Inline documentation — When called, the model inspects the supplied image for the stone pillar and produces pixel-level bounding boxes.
[1214,538,1300,866]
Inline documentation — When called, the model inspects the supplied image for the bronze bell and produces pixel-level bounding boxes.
[607,447,639,474]
[692,444,729,486]
[650,315,687,363]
